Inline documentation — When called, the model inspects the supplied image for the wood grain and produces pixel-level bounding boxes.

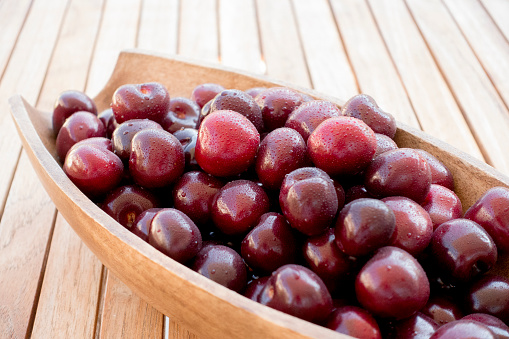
[137,0,179,53]
[292,0,358,99]
[99,273,164,339]
[219,0,264,74]
[0,153,56,339]
[480,0,509,42]
[406,0,509,175]
[0,0,33,80]
[31,215,103,338]
[329,0,419,127]
[255,0,311,87]
[0,0,69,217]
[86,0,142,97]
[443,0,509,109]
[368,0,484,159]
[179,0,219,62]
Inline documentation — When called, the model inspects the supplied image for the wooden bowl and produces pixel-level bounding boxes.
[9,49,509,338]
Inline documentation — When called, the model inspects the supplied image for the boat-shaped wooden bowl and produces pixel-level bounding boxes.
[9,49,509,339]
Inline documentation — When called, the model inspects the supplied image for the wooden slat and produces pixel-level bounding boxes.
[480,0,509,42]
[0,0,33,80]
[30,0,104,336]
[179,0,219,63]
[137,0,179,53]
[99,273,164,339]
[255,0,311,87]
[86,0,141,97]
[368,0,484,159]
[291,0,358,99]
[329,0,419,127]
[443,0,509,109]
[0,0,69,217]
[219,0,264,74]
[30,216,103,338]
[0,153,56,339]
[406,0,509,174]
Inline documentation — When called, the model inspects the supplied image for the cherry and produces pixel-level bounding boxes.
[462,313,509,338]
[63,139,123,199]
[258,264,333,324]
[172,171,224,226]
[210,89,264,132]
[111,119,163,162]
[335,198,396,257]
[129,129,185,188]
[161,97,200,133]
[382,196,433,256]
[173,128,200,171]
[466,275,509,323]
[307,116,377,176]
[279,167,338,236]
[326,306,381,338]
[342,94,397,139]
[97,108,118,139]
[191,244,247,293]
[430,320,496,339]
[190,83,225,108]
[131,208,162,241]
[374,133,398,158]
[255,87,304,131]
[431,218,497,282]
[415,149,454,190]
[464,186,509,252]
[421,295,464,326]
[111,82,170,124]
[284,100,341,142]
[245,87,266,99]
[364,148,432,203]
[195,110,260,177]
[56,111,106,161]
[240,212,298,273]
[422,184,462,230]
[102,185,159,228]
[355,246,430,320]
[148,208,202,263]
[52,90,97,134]
[255,127,308,190]
[211,180,270,235]
[390,312,439,339]
[244,276,270,301]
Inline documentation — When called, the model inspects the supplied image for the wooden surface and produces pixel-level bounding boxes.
[1,0,509,338]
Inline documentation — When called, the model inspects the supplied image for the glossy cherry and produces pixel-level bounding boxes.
[255,87,304,131]
[429,319,496,339]
[131,208,162,241]
[415,149,454,190]
[326,306,381,338]
[466,275,509,323]
[422,184,462,230]
[52,90,97,134]
[210,89,264,132]
[374,133,398,157]
[111,119,163,161]
[161,97,200,133]
[191,83,225,108]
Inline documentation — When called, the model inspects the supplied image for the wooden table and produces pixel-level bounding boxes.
[1,0,508,337]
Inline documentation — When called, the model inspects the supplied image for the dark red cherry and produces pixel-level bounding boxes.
[131,208,162,241]
[191,83,225,108]
[258,264,333,324]
[161,97,200,133]
[422,184,462,230]
[421,295,464,326]
[172,128,199,171]
[374,133,398,158]
[148,208,202,263]
[111,82,170,124]
[466,275,509,323]
[244,276,270,301]
[355,246,430,320]
[415,149,454,190]
[111,119,163,161]
[464,187,509,252]
[342,94,397,138]
[210,89,264,131]
[192,244,247,293]
[390,312,439,339]
[102,185,159,228]
[326,306,382,338]
[335,198,396,257]
[462,313,509,338]
[245,87,266,99]
[255,127,308,190]
[429,319,496,339]
[240,212,297,273]
[97,108,118,138]
[53,90,97,134]
[255,87,304,131]
[284,100,341,142]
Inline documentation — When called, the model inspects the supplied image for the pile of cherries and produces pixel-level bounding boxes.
[53,81,509,338]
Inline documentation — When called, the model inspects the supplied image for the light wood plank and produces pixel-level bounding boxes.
[406,0,509,174]
[30,0,104,336]
[179,0,219,62]
[0,153,56,339]
[99,273,164,339]
[0,0,33,80]
[481,0,509,43]
[443,0,509,109]
[0,0,69,217]
[137,0,179,53]
[31,216,103,338]
[329,0,419,127]
[368,0,484,159]
[86,0,142,97]
[292,0,358,99]
[255,0,311,87]
[219,0,264,74]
